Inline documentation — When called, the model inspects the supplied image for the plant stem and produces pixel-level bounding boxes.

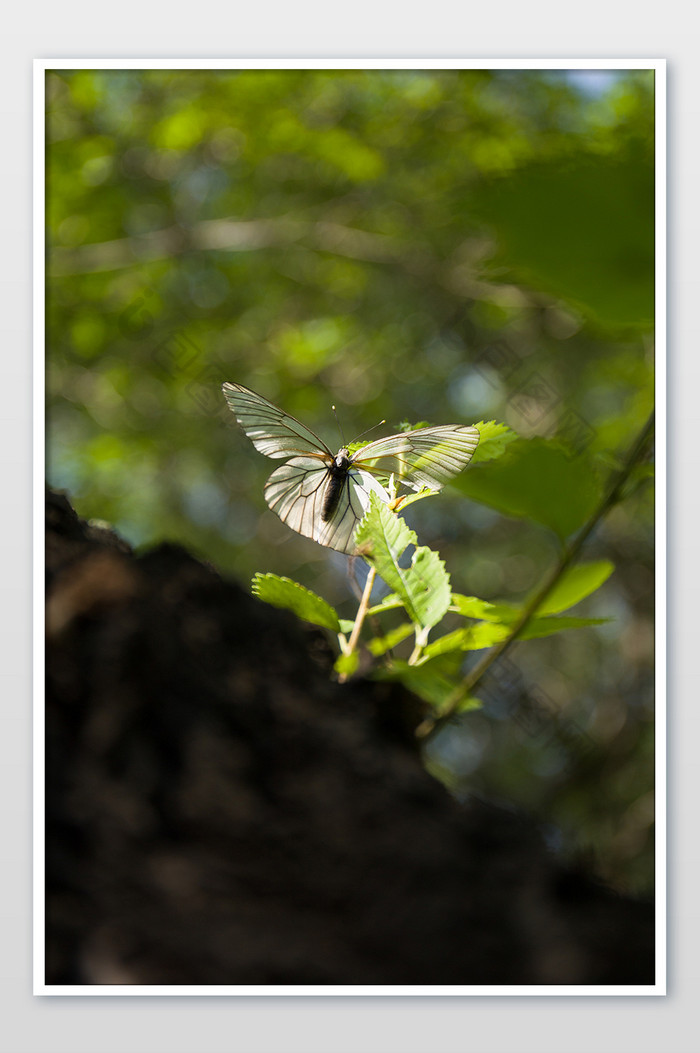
[416,411,655,740]
[408,642,423,665]
[338,565,377,683]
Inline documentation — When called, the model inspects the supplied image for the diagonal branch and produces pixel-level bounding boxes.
[416,411,656,740]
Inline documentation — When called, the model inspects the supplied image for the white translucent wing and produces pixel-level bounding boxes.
[351,425,480,490]
[317,468,390,553]
[264,459,389,554]
[222,382,332,460]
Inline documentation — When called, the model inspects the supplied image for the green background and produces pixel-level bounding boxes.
[46,68,655,893]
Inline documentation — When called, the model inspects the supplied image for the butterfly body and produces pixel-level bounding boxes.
[322,450,352,522]
[222,382,480,554]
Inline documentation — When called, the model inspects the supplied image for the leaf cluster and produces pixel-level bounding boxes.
[250,424,640,719]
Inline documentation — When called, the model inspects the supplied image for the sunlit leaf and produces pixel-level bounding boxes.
[367,593,403,616]
[479,599,610,639]
[471,421,517,463]
[450,594,503,621]
[355,493,451,631]
[251,572,341,632]
[454,695,483,714]
[334,651,360,677]
[420,622,510,659]
[367,622,414,656]
[535,560,615,615]
[393,487,440,511]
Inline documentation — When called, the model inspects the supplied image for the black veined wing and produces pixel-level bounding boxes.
[222,382,332,460]
[351,425,481,491]
[222,382,480,554]
[263,455,390,554]
[222,382,390,553]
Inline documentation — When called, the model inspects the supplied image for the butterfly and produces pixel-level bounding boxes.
[222,382,480,554]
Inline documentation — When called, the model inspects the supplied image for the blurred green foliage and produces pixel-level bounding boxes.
[46,67,655,894]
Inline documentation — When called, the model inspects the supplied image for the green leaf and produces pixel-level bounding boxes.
[455,438,604,541]
[338,619,356,634]
[347,439,374,456]
[471,421,517,463]
[472,146,654,329]
[454,695,484,715]
[459,561,615,628]
[375,655,483,715]
[251,572,341,632]
[374,654,462,710]
[355,494,452,631]
[475,599,610,640]
[420,621,510,659]
[410,546,452,629]
[516,615,609,640]
[450,594,504,622]
[535,560,615,615]
[334,651,360,677]
[367,622,414,656]
[367,593,403,616]
[398,419,431,432]
[394,487,440,510]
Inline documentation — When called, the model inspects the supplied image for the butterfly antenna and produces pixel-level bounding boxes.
[331,405,346,445]
[350,418,387,444]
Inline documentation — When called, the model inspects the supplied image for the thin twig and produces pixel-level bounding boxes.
[408,642,423,666]
[416,411,655,740]
[338,565,377,683]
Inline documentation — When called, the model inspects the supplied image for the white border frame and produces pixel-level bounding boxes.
[33,57,666,997]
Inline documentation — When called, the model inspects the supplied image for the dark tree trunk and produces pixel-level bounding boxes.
[45,488,654,986]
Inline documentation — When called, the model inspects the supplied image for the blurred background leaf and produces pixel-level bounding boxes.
[46,66,655,894]
[455,438,605,541]
[472,145,655,329]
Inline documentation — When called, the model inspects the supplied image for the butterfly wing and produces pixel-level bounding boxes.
[222,382,333,459]
[351,425,480,490]
[317,468,390,553]
[222,383,390,553]
[264,458,389,554]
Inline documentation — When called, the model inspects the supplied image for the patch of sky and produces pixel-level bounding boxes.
[448,368,503,420]
[564,69,622,97]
